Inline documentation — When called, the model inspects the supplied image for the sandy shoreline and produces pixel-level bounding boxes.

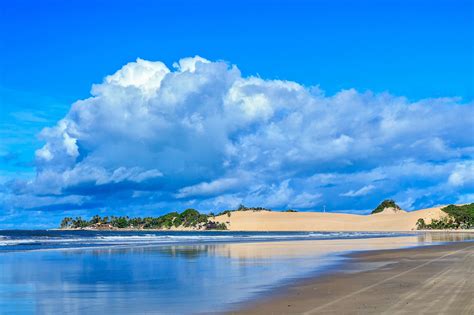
[233,240,474,314]
[59,205,474,232]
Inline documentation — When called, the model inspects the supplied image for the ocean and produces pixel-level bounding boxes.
[0,230,470,314]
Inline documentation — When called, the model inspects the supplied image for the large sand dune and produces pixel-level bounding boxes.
[213,206,448,231]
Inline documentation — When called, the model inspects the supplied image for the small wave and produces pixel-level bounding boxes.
[0,231,412,250]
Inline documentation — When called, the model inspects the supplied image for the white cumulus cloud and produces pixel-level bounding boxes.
[3,56,473,215]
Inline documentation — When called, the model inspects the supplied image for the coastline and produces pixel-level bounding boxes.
[2,230,473,313]
[232,240,474,314]
[57,204,473,232]
[53,227,474,233]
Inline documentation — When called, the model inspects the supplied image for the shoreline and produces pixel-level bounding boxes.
[52,228,474,233]
[3,230,473,313]
[232,240,474,314]
[56,204,474,232]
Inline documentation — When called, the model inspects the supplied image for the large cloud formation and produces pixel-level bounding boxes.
[4,56,474,218]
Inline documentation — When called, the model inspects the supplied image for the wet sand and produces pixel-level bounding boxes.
[234,240,474,315]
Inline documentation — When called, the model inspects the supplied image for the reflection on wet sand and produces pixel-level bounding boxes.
[68,232,474,260]
[2,233,473,314]
[416,231,474,243]
[208,232,474,260]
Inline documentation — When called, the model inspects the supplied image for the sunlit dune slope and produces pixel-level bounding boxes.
[213,206,447,231]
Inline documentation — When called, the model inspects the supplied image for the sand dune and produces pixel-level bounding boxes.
[213,206,448,231]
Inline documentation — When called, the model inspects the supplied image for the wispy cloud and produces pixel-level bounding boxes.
[11,111,51,123]
[341,185,375,197]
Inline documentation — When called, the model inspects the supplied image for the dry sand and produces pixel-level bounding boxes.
[234,241,474,315]
[214,206,449,231]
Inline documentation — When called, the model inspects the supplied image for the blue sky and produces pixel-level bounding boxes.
[1,0,473,228]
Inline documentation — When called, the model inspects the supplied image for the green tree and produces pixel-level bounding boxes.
[416,218,426,230]
[90,215,102,225]
[111,216,130,228]
[60,217,73,228]
[420,204,474,229]
[371,199,401,214]
[205,221,227,230]
[71,217,89,228]
[237,204,247,211]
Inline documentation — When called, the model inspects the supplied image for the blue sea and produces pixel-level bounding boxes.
[0,230,471,314]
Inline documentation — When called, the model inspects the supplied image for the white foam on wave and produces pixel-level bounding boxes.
[0,232,408,247]
[0,235,229,246]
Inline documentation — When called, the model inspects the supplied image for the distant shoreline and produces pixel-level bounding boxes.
[55,228,474,233]
[58,205,474,232]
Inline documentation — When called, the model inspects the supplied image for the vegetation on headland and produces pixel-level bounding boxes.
[416,203,474,230]
[212,204,273,218]
[59,202,474,231]
[60,208,227,230]
[59,205,280,230]
[371,199,401,214]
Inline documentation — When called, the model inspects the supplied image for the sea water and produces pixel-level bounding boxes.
[0,230,470,314]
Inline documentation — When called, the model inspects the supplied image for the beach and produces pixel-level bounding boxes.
[1,230,473,314]
[2,2,471,314]
[235,240,474,315]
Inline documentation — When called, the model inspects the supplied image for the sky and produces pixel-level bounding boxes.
[0,0,473,228]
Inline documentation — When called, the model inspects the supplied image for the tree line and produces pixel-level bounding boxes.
[417,203,474,230]
[59,204,285,230]
[60,208,227,230]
